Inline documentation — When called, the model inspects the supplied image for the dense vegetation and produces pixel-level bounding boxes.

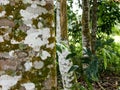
[57,0,120,90]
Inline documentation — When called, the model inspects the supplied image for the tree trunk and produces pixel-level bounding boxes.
[82,0,91,57]
[56,0,76,89]
[0,0,56,90]
[91,0,97,55]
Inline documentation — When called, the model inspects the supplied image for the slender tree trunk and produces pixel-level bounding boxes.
[56,0,76,89]
[56,0,61,42]
[82,0,91,57]
[60,0,68,41]
[91,0,97,54]
[0,0,56,90]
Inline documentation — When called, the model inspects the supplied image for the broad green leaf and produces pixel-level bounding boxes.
[56,44,62,53]
[103,49,107,69]
[68,65,79,73]
[66,53,76,59]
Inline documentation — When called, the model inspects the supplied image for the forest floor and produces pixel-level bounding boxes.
[57,71,120,90]
[78,71,120,90]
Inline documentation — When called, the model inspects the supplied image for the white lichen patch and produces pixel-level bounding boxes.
[9,50,15,57]
[0,75,21,90]
[21,82,35,90]
[33,61,44,69]
[0,11,6,17]
[3,33,10,41]
[24,28,50,51]
[38,22,43,28]
[58,50,72,73]
[22,20,32,27]
[46,43,55,49]
[39,0,46,6]
[23,0,46,6]
[57,43,74,89]
[0,36,4,42]
[41,51,51,60]
[0,0,9,5]
[31,3,37,8]
[23,0,38,4]
[20,6,48,21]
[22,0,33,4]
[57,48,72,73]
[20,10,38,21]
[8,15,13,19]
[24,61,32,71]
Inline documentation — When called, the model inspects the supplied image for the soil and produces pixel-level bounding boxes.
[57,70,120,90]
[78,72,120,90]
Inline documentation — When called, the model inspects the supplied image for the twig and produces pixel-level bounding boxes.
[97,82,106,90]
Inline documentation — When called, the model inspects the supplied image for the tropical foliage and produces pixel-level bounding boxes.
[58,0,120,89]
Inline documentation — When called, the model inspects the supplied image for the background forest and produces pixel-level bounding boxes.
[56,0,120,90]
[0,0,120,90]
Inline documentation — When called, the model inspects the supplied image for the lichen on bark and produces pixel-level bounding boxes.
[56,0,77,89]
[82,0,91,57]
[0,0,56,89]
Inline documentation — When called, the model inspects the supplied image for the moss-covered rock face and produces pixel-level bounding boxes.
[0,0,56,89]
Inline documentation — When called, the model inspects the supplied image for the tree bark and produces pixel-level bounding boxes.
[82,0,91,57]
[91,0,97,54]
[56,0,77,89]
[0,0,56,90]
[60,0,68,40]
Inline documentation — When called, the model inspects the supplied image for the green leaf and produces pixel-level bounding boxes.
[68,65,79,73]
[85,59,98,82]
[106,38,114,44]
[66,53,76,59]
[103,49,108,69]
[56,44,62,53]
[83,48,92,57]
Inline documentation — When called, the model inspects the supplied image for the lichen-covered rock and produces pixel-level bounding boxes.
[0,0,56,89]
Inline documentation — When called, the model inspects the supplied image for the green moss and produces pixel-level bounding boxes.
[14,30,27,41]
[5,5,14,16]
[6,70,16,76]
[0,28,7,35]
[11,69,48,89]
[5,1,26,18]
[10,51,55,89]
[48,37,55,44]
[32,19,39,29]
[0,40,19,52]
[41,14,53,27]
[0,6,4,12]
[32,56,41,62]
